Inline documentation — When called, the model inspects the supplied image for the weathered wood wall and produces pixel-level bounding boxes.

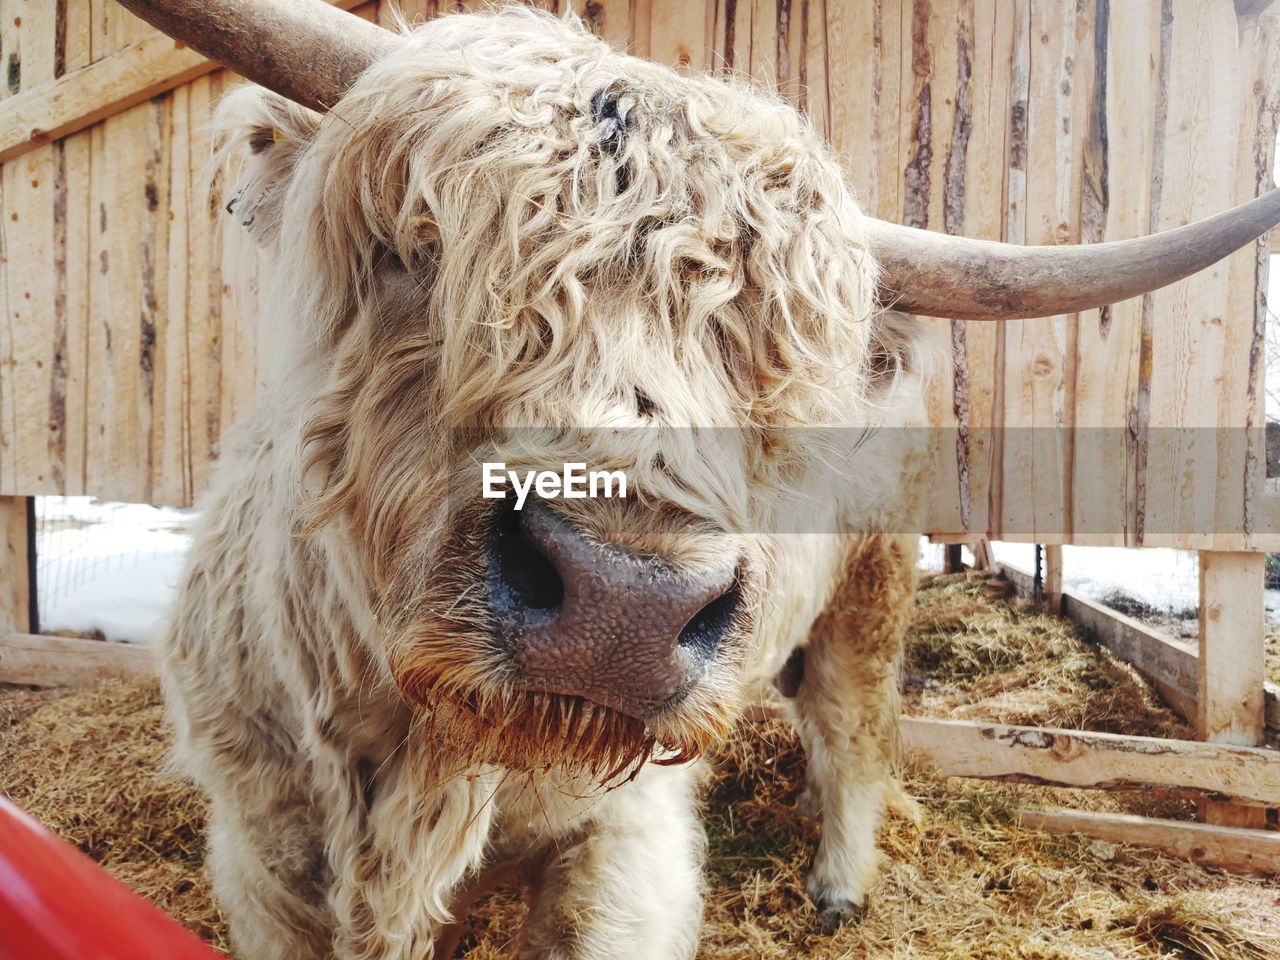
[0,0,1278,549]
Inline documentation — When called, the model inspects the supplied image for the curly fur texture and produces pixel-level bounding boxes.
[165,7,931,958]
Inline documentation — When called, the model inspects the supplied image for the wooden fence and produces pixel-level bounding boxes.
[1,0,1278,873]
[1,0,1277,549]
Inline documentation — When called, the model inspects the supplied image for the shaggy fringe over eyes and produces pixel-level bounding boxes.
[209,5,896,555]
[239,5,883,437]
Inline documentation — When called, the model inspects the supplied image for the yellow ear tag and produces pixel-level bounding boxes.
[271,127,285,144]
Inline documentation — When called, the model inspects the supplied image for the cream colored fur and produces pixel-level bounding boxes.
[163,7,930,958]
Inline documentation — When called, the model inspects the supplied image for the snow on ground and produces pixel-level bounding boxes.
[924,540,1280,637]
[965,542,1280,631]
[989,542,1201,613]
[37,497,193,645]
[33,498,1280,644]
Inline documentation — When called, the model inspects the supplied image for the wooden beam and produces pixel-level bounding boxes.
[0,498,33,635]
[0,31,209,165]
[0,633,154,688]
[1197,552,1268,828]
[1017,808,1280,876]
[0,0,367,166]
[944,544,964,573]
[902,716,1280,806]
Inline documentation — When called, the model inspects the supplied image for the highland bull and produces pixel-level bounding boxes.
[117,1,1280,957]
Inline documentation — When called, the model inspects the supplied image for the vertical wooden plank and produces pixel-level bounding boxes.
[87,98,169,504]
[1,1,58,98]
[824,0,893,214]
[988,0,1029,542]
[156,81,190,506]
[905,0,964,537]
[1141,0,1239,551]
[746,0,778,85]
[996,0,1089,545]
[216,74,265,448]
[0,496,32,634]
[711,0,752,76]
[1,146,61,494]
[1224,9,1280,552]
[630,0,653,58]
[952,0,1014,536]
[565,0,632,48]
[649,0,709,71]
[183,73,223,499]
[0,6,64,498]
[0,6,21,100]
[1198,551,1267,828]
[63,0,94,73]
[1069,0,1159,548]
[60,128,91,497]
[95,0,152,60]
[0,155,12,493]
[779,0,825,128]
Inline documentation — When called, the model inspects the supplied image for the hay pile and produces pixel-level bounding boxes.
[905,573,1188,739]
[0,681,227,951]
[2,571,1277,959]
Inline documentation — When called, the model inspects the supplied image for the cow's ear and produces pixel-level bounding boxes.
[214,87,322,247]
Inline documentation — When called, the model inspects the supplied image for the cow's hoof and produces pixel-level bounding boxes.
[806,876,866,932]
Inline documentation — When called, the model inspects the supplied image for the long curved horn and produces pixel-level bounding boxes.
[116,0,401,113]
[868,188,1280,321]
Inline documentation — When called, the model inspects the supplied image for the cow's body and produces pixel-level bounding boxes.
[166,413,925,959]
[161,7,930,958]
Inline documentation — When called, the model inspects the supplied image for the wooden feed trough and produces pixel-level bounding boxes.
[1,0,1279,877]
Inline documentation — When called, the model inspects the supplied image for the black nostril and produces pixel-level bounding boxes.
[489,504,565,622]
[677,579,742,659]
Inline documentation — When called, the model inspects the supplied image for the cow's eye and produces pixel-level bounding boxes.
[377,243,439,277]
[380,246,408,273]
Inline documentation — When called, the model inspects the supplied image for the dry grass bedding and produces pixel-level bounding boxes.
[2,571,1277,958]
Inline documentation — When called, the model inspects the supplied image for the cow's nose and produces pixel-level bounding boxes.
[486,499,741,719]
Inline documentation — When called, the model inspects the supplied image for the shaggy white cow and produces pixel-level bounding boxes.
[115,1,1280,957]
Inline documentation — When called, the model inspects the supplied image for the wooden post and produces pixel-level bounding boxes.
[0,497,34,635]
[1197,552,1267,829]
[1043,544,1064,614]
[944,544,964,574]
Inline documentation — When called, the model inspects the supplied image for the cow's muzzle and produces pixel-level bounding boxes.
[485,499,743,720]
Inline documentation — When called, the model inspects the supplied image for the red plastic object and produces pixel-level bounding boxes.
[0,794,223,960]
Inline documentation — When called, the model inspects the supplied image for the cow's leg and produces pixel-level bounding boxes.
[206,791,334,960]
[517,764,704,960]
[789,533,915,929]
